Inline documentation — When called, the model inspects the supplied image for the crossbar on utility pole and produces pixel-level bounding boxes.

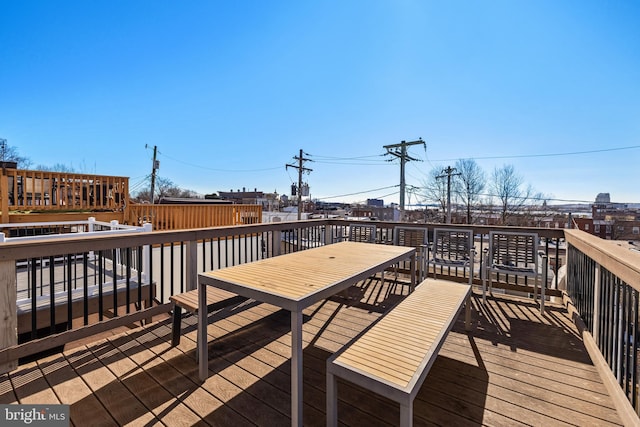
[383,138,425,221]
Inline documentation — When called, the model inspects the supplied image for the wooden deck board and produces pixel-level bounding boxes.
[36,350,117,426]
[0,284,627,427]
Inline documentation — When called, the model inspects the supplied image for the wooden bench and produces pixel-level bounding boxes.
[326,278,472,427]
[169,287,248,346]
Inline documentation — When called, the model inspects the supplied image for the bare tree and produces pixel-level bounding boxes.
[131,176,201,203]
[421,167,448,223]
[0,138,32,168]
[454,159,485,224]
[35,163,76,173]
[490,164,535,225]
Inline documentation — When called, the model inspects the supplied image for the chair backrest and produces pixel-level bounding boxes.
[393,226,428,248]
[348,224,377,243]
[431,228,474,263]
[487,231,539,273]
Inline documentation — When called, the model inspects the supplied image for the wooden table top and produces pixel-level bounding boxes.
[198,241,415,312]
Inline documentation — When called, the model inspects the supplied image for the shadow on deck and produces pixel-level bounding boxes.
[0,279,624,426]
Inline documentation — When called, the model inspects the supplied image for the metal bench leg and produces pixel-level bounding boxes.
[399,400,413,427]
[171,305,183,347]
[540,279,545,315]
[465,295,472,331]
[540,255,548,315]
[482,269,487,304]
[326,371,337,427]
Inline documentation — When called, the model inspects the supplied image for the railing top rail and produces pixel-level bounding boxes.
[5,168,129,180]
[0,218,565,261]
[0,220,92,228]
[565,228,640,290]
[0,227,147,243]
[0,219,321,260]
[327,219,565,239]
[0,219,137,230]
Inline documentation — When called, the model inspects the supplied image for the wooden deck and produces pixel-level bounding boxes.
[0,278,624,426]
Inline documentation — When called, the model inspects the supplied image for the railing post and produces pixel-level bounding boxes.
[142,223,153,283]
[273,230,282,257]
[88,216,96,233]
[593,263,601,346]
[110,220,121,267]
[324,224,332,246]
[186,239,198,291]
[0,259,17,374]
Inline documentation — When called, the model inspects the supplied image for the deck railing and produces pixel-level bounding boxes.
[126,203,263,230]
[4,217,637,421]
[565,229,640,418]
[0,168,128,214]
[0,219,568,371]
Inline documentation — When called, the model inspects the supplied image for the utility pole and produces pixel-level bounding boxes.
[147,144,159,204]
[383,138,425,221]
[437,166,460,224]
[286,149,313,220]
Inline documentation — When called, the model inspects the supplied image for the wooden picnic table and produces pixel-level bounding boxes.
[197,241,416,427]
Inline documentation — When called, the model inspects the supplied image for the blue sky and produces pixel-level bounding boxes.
[1,1,639,205]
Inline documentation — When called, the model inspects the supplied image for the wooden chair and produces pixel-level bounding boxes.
[427,228,475,286]
[393,226,429,282]
[483,231,540,303]
[336,223,378,298]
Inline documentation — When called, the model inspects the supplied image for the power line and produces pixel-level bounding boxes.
[311,159,389,166]
[317,185,399,200]
[433,144,640,162]
[308,153,388,166]
[155,149,283,173]
[308,153,384,161]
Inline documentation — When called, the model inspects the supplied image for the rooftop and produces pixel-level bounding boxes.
[0,217,637,426]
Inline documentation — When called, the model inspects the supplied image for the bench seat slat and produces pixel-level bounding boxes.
[346,330,442,357]
[338,349,424,373]
[169,287,237,312]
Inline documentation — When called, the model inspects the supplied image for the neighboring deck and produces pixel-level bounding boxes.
[0,279,623,426]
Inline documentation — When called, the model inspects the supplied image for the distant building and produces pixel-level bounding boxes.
[595,193,611,204]
[158,197,232,205]
[574,194,640,241]
[218,187,264,204]
[217,187,280,211]
[351,205,399,221]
